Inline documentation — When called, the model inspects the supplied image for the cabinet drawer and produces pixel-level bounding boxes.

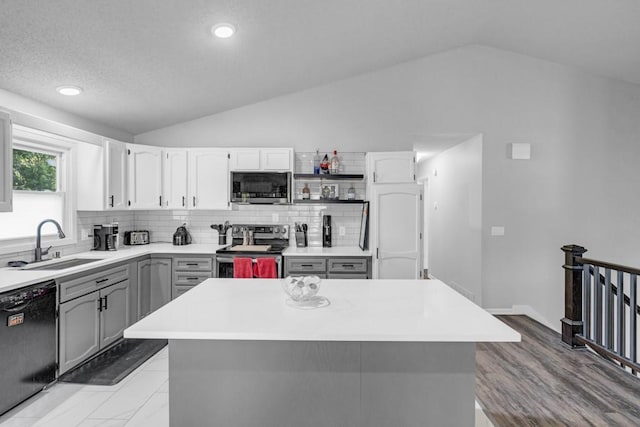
[174,257,213,272]
[59,264,130,303]
[173,271,212,286]
[327,258,368,273]
[286,258,326,273]
[174,285,195,298]
[327,273,368,279]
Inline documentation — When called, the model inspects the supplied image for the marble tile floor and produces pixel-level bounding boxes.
[0,346,493,426]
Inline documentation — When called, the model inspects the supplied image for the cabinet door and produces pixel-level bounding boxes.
[137,259,152,318]
[372,184,422,279]
[128,144,163,209]
[230,149,260,171]
[188,149,229,210]
[59,292,101,374]
[150,258,172,311]
[105,139,128,210]
[367,152,415,184]
[163,149,188,209]
[261,148,292,171]
[138,258,172,318]
[100,280,130,348]
[0,111,12,212]
[76,141,105,210]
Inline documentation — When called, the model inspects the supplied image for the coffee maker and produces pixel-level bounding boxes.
[322,215,332,248]
[93,224,119,251]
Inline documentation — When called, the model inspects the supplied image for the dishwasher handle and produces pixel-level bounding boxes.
[1,301,32,313]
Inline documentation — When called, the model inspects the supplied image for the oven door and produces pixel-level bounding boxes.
[216,255,283,278]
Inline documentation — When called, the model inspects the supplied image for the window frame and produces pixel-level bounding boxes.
[0,125,77,254]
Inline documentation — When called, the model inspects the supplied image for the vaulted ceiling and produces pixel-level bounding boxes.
[1,0,639,135]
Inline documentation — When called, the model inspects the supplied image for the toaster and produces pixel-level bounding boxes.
[124,230,150,245]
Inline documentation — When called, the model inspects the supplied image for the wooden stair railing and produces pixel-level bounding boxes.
[562,245,640,374]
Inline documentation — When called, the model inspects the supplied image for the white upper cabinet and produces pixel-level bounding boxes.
[229,148,293,171]
[0,111,12,212]
[127,144,163,209]
[105,139,128,210]
[367,152,416,184]
[188,149,229,210]
[162,149,188,209]
[230,149,260,171]
[76,141,106,211]
[261,148,292,170]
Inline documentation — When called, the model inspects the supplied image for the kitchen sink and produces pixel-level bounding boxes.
[21,258,104,271]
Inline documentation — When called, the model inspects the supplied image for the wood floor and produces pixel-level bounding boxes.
[476,315,640,427]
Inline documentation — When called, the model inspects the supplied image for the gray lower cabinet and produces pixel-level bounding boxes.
[137,257,172,319]
[285,256,371,279]
[58,271,130,375]
[172,256,213,298]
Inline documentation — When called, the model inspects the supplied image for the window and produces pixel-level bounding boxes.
[0,125,75,248]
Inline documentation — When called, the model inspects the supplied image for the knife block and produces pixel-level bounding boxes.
[295,231,307,248]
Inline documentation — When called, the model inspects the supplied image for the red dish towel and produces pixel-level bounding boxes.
[253,258,277,279]
[233,257,254,278]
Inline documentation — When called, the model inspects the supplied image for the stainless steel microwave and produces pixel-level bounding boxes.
[230,171,291,204]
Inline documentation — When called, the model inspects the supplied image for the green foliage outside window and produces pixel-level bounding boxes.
[13,149,57,191]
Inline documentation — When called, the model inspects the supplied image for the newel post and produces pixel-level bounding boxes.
[561,244,587,347]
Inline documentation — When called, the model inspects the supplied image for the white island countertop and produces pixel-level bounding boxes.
[124,278,521,343]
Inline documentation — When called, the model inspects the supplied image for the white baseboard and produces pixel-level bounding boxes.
[486,305,560,333]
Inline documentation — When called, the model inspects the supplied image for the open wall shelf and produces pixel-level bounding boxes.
[293,199,367,204]
[293,174,364,180]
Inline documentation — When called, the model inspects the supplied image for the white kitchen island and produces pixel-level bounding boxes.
[125,278,520,427]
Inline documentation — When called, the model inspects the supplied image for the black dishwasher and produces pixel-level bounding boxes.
[0,280,57,415]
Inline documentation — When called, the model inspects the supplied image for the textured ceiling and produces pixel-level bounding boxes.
[1,0,639,135]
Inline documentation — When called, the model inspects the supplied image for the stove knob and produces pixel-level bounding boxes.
[273,227,280,233]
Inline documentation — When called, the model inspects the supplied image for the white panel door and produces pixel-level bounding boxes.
[163,149,188,209]
[230,149,260,171]
[373,184,422,279]
[261,148,292,171]
[127,144,163,209]
[367,152,415,184]
[105,139,128,210]
[0,111,12,212]
[188,149,229,210]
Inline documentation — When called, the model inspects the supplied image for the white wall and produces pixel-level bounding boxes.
[137,45,640,328]
[0,88,132,142]
[421,136,483,303]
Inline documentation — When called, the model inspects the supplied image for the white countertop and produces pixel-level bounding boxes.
[124,278,521,343]
[283,246,371,257]
[0,243,223,294]
[0,243,369,294]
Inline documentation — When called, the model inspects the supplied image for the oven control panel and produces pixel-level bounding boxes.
[231,224,289,240]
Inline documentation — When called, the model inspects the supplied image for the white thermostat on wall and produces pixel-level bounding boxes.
[510,143,531,160]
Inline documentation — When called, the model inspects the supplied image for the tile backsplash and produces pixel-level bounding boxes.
[133,203,364,248]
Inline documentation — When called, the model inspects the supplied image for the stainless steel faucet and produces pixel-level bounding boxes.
[35,219,66,262]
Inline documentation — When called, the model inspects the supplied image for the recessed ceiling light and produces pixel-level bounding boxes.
[211,23,236,38]
[56,85,83,96]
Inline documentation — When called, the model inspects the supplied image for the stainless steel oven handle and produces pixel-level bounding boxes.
[216,256,282,264]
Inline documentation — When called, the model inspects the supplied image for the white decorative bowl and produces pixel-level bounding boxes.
[281,276,329,309]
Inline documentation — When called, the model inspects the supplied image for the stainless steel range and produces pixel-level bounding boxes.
[215,224,290,278]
